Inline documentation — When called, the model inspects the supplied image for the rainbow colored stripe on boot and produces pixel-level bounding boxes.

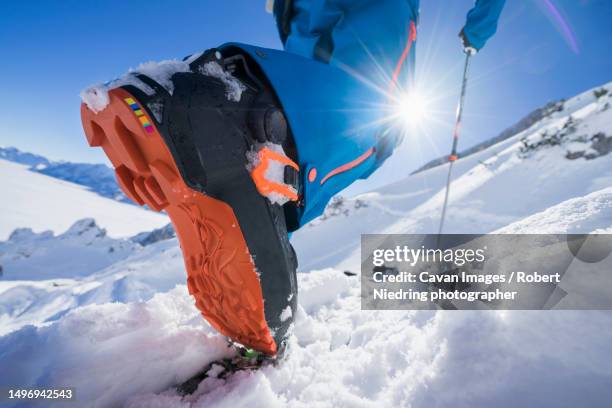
[124,97,154,133]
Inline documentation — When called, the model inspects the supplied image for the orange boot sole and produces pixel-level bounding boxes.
[80,88,276,354]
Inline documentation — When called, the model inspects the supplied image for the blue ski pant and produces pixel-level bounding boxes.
[226,0,504,226]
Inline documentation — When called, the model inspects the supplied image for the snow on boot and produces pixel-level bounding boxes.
[80,48,299,355]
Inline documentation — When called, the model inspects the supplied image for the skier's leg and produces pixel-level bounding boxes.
[266,0,420,225]
[80,1,418,356]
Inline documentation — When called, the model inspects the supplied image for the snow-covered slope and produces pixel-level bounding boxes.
[0,220,185,336]
[35,161,129,203]
[1,82,611,407]
[0,159,167,239]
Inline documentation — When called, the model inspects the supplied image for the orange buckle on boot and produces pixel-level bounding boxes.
[250,147,300,201]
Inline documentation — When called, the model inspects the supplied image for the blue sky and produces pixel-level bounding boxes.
[0,0,611,188]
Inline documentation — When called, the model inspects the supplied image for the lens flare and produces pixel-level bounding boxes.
[541,0,579,54]
[394,88,432,129]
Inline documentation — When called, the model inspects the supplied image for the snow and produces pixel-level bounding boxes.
[132,59,190,95]
[279,306,292,322]
[80,57,197,113]
[0,159,168,240]
[34,160,130,203]
[496,187,612,234]
[79,84,110,114]
[0,220,187,335]
[80,77,154,114]
[0,287,233,407]
[81,54,246,114]
[5,271,612,407]
[1,82,612,406]
[199,61,247,102]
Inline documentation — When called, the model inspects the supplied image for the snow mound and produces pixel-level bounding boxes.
[298,268,352,313]
[496,187,612,234]
[5,270,612,407]
[0,287,232,407]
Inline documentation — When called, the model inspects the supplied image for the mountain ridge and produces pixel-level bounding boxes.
[411,83,612,174]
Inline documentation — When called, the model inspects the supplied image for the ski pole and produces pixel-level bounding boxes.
[437,52,473,237]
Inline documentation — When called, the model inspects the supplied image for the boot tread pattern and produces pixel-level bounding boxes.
[80,88,276,354]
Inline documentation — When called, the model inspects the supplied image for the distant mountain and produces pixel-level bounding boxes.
[130,223,175,246]
[411,99,566,174]
[0,146,49,167]
[0,146,128,203]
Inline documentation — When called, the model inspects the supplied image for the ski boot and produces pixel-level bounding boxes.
[80,48,299,355]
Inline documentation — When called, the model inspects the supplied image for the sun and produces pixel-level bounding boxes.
[394,88,432,129]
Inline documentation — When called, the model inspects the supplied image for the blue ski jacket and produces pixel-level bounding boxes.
[223,0,505,227]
